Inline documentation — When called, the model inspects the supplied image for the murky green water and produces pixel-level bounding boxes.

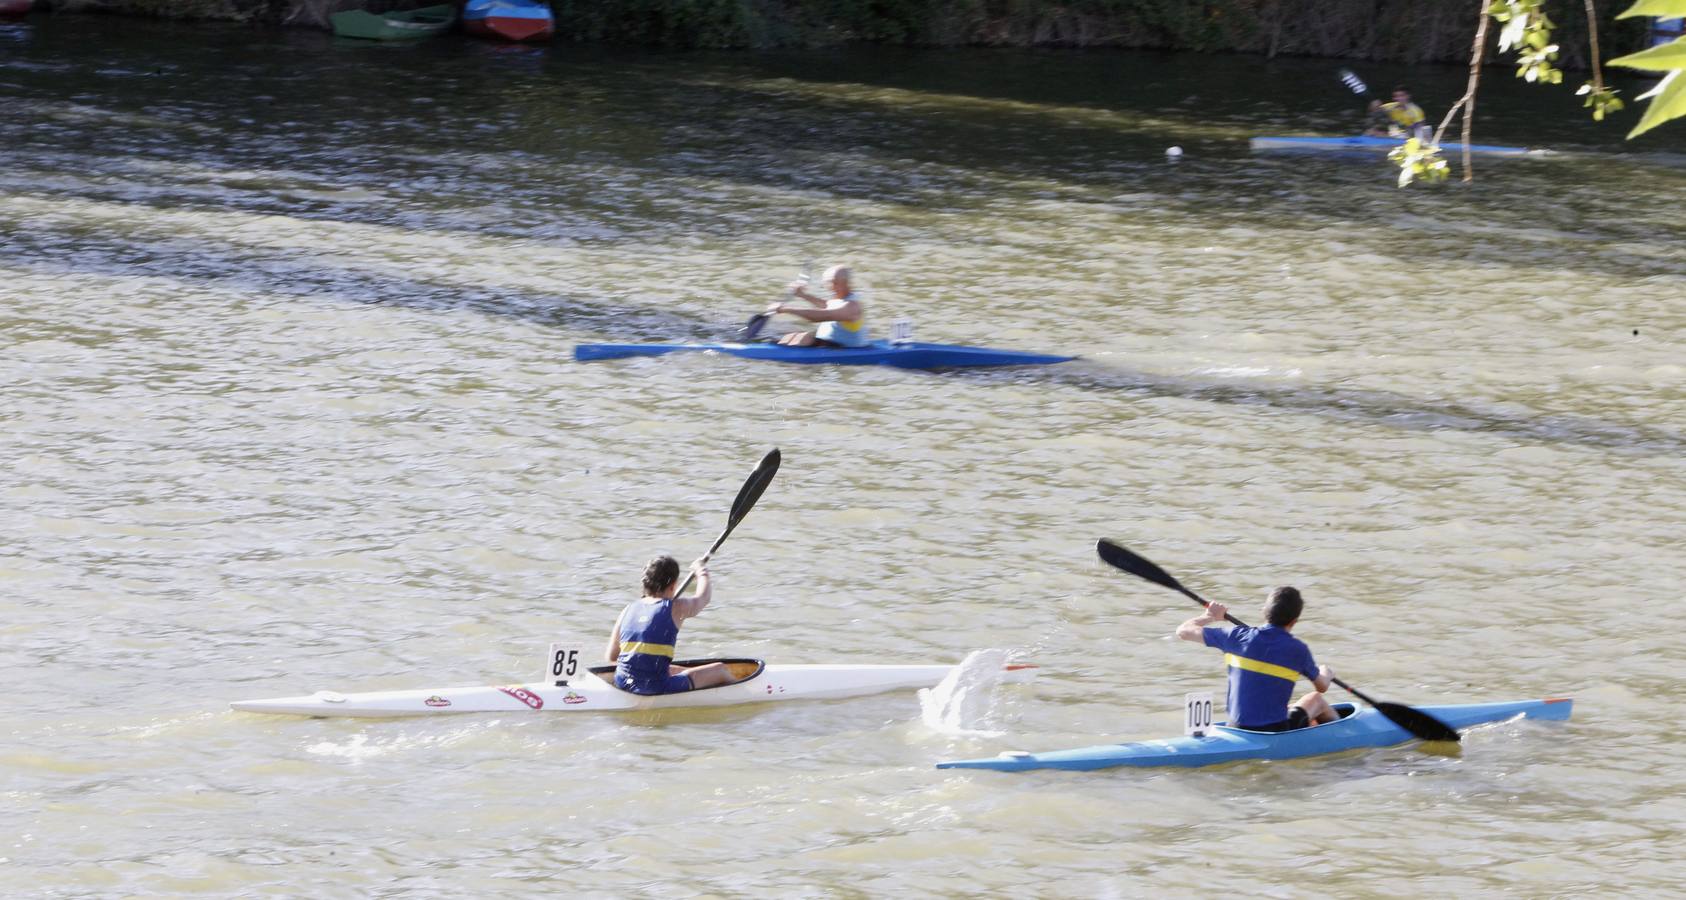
[3,13,1684,896]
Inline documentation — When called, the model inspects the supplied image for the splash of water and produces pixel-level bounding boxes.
[918,648,1014,737]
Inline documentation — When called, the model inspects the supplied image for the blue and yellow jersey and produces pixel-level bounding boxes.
[615,598,679,688]
[1201,624,1320,728]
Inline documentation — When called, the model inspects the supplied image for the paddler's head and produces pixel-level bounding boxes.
[1391,86,1411,105]
[824,264,852,297]
[643,555,680,598]
[1264,586,1303,629]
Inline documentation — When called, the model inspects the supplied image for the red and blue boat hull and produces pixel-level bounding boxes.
[463,0,553,42]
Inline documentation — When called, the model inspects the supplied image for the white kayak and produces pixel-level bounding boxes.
[230,657,1039,718]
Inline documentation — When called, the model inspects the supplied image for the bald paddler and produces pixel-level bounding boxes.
[1176,586,1336,732]
[765,264,868,348]
[606,555,733,694]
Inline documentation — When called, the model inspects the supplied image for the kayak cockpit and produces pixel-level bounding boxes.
[589,658,766,695]
[1219,702,1358,734]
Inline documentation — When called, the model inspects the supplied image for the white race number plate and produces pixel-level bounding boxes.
[1185,691,1214,737]
[549,643,583,685]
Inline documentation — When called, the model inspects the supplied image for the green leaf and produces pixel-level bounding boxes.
[1628,70,1686,137]
[1616,0,1686,19]
[1609,39,1686,72]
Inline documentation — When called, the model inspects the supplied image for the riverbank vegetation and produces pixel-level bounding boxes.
[40,0,1655,64]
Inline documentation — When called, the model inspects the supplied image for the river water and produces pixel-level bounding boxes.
[3,13,1684,897]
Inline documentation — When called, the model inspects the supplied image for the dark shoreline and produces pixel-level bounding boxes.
[15,0,1652,67]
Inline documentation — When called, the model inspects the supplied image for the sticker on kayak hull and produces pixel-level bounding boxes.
[562,691,586,705]
[499,686,544,709]
[424,696,451,708]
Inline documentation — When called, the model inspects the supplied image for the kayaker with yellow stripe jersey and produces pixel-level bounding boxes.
[606,555,733,694]
[1176,586,1336,731]
[766,264,867,348]
[1365,86,1429,139]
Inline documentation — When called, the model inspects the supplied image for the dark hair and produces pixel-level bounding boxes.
[1264,586,1304,627]
[1393,85,1411,95]
[642,555,679,596]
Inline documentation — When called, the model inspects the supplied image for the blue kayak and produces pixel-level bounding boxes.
[573,340,1075,369]
[1249,135,1536,157]
[935,698,1571,772]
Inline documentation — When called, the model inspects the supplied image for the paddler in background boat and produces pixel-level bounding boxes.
[1176,586,1337,732]
[765,264,868,348]
[606,555,733,694]
[1364,85,1430,140]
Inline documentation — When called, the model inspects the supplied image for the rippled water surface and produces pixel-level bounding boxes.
[4,14,1684,897]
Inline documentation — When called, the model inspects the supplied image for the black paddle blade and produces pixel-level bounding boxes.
[1096,539,1207,606]
[740,313,771,341]
[1375,701,1461,743]
[1334,677,1460,742]
[729,448,781,527]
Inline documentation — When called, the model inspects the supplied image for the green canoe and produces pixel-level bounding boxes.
[331,4,455,41]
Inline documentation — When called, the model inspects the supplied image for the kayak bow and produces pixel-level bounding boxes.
[231,658,1039,718]
[573,340,1075,369]
[1249,135,1539,157]
[935,698,1571,772]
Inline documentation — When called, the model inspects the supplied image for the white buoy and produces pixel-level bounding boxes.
[1166,146,1184,158]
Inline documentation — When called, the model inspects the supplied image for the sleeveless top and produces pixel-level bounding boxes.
[1381,101,1426,137]
[814,292,868,347]
[615,597,679,688]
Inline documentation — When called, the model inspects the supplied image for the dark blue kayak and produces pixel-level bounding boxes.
[573,340,1075,369]
[1250,135,1536,157]
[935,698,1571,772]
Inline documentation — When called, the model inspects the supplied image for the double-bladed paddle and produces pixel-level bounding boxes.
[1095,538,1461,743]
[671,448,782,597]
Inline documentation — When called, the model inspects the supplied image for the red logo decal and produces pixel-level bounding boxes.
[498,686,544,710]
[424,695,451,708]
[562,691,587,705]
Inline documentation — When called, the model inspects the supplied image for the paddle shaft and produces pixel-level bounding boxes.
[671,449,781,597]
[742,261,813,341]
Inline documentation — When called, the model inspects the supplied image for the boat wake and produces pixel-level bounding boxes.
[917,648,1017,738]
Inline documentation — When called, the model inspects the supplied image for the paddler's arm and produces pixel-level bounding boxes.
[788,284,828,307]
[767,297,861,323]
[1311,664,1334,693]
[606,607,625,662]
[1175,601,1229,642]
[671,559,713,622]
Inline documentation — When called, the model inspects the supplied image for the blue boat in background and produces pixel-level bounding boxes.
[1250,134,1538,157]
[573,340,1075,369]
[462,0,553,42]
[936,698,1572,772]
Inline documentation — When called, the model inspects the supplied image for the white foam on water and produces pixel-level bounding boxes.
[917,648,1013,738]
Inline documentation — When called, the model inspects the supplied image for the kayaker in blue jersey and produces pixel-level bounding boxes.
[1365,86,1429,140]
[1176,586,1336,732]
[605,555,733,694]
[765,264,868,348]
